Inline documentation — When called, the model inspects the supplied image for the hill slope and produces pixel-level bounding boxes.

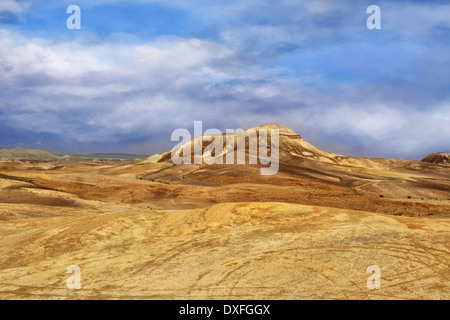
[0,125,449,300]
[0,147,60,161]
[421,153,450,164]
[148,123,450,202]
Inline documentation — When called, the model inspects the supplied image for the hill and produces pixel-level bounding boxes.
[421,152,450,164]
[0,124,449,300]
[52,152,149,160]
[0,147,60,161]
[0,148,149,166]
[150,124,450,201]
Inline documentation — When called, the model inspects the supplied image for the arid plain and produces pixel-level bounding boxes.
[0,124,449,299]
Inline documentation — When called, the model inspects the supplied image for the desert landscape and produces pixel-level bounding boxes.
[0,124,448,300]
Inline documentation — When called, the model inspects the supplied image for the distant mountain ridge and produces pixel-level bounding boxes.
[0,147,59,161]
[1,128,448,165]
[0,147,148,161]
[52,152,149,160]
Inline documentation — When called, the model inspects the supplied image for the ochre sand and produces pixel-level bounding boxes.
[0,160,448,300]
[0,125,449,299]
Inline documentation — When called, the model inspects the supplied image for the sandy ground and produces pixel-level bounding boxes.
[0,158,449,300]
[0,202,448,299]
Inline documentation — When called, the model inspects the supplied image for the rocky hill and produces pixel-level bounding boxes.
[421,152,450,164]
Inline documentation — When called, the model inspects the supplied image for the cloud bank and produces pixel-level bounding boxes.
[0,0,449,159]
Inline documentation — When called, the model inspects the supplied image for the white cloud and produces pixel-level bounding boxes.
[0,29,240,143]
[0,0,27,14]
[384,3,450,35]
[313,104,408,141]
[0,0,449,159]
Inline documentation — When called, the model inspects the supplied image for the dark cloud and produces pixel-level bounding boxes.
[0,0,449,159]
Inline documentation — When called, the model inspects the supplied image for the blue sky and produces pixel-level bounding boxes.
[0,0,449,159]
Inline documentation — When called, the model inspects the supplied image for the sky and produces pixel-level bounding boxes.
[0,0,449,159]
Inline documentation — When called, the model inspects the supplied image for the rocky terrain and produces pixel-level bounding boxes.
[421,153,450,164]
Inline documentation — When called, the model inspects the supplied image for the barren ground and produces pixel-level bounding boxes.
[0,156,449,300]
